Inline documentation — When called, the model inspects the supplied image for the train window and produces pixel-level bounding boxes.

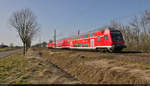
[76,44,78,47]
[89,33,91,37]
[83,44,85,47]
[111,31,123,41]
[86,34,88,38]
[92,33,95,37]
[97,36,101,41]
[80,44,82,47]
[104,35,108,40]
[86,44,88,47]
[90,33,92,37]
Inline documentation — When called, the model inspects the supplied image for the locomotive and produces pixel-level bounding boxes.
[48,27,126,52]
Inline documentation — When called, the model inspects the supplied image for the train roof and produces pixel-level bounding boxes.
[87,26,118,33]
[55,26,117,41]
[69,26,116,38]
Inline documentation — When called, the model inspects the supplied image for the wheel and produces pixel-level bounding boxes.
[107,48,114,53]
[108,47,123,53]
[115,48,123,53]
[96,48,106,52]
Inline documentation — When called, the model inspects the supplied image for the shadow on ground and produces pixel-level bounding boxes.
[116,50,142,54]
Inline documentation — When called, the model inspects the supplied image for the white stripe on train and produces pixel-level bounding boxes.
[54,46,112,49]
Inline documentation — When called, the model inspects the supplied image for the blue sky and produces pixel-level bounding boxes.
[0,0,150,46]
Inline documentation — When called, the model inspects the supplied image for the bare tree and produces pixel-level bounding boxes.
[108,10,150,52]
[130,16,141,50]
[9,8,39,55]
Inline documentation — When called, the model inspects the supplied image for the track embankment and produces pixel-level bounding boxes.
[25,48,82,84]
[33,48,150,84]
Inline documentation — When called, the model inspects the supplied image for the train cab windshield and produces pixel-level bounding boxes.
[111,31,123,41]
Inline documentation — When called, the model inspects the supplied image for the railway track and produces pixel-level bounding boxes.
[48,48,142,54]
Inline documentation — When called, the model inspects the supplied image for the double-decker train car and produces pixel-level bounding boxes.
[48,27,126,52]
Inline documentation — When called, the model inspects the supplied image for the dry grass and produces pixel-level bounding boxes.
[37,48,150,84]
[0,51,30,84]
[0,49,81,84]
[3,48,149,84]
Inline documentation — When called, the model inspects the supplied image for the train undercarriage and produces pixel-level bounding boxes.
[48,44,126,53]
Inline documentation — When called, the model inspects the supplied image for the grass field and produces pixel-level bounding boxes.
[0,50,81,84]
[1,48,150,84]
[0,48,16,52]
[0,51,31,83]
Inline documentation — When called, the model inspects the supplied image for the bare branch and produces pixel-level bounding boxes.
[9,8,39,55]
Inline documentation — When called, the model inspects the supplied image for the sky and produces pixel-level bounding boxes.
[0,0,150,46]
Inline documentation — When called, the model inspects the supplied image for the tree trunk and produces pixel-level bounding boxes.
[23,43,26,55]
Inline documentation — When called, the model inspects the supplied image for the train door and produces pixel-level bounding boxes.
[90,39,94,48]
[104,35,109,46]
[70,42,72,47]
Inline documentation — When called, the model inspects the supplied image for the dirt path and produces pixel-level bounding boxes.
[0,49,20,58]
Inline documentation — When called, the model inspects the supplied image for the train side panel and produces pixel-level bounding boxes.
[48,28,126,52]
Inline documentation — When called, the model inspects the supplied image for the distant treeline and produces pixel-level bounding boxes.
[0,45,8,48]
[110,10,150,52]
[32,42,47,48]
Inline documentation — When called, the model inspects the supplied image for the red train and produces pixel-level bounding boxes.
[48,27,126,52]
